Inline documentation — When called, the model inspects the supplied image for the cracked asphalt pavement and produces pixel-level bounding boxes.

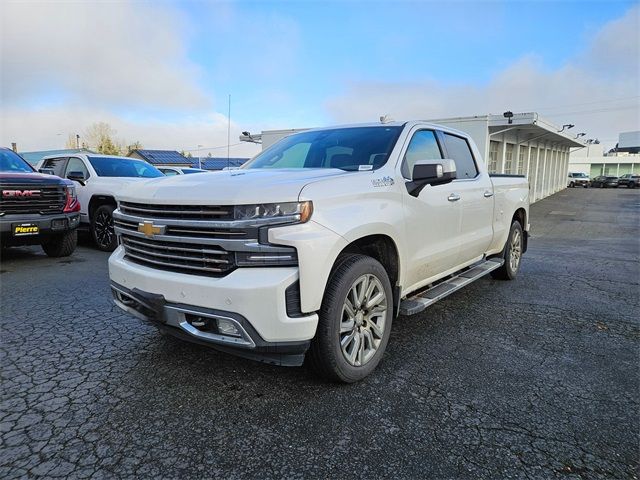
[1,188,639,479]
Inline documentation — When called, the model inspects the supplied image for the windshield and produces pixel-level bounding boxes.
[88,157,163,178]
[0,149,34,173]
[575,173,588,178]
[244,126,403,171]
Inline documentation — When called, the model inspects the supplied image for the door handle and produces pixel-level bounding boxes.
[447,193,461,202]
[483,190,494,198]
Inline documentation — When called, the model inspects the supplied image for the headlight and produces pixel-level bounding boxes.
[234,201,313,223]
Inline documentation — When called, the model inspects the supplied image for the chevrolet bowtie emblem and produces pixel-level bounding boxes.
[138,221,166,237]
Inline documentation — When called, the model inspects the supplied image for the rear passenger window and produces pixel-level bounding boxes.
[42,157,68,177]
[402,130,442,179]
[442,134,478,179]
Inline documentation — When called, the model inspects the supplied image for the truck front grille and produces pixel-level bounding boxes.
[0,184,66,215]
[120,235,233,275]
[113,203,297,278]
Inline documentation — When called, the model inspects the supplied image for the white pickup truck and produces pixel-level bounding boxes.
[109,121,529,382]
[38,154,164,251]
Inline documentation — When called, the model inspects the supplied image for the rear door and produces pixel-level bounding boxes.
[440,132,494,264]
[400,128,462,289]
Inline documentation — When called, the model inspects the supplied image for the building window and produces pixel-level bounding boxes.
[504,143,514,173]
[518,146,527,175]
[488,141,499,173]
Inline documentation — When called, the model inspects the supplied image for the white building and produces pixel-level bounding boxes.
[569,131,640,178]
[256,112,584,203]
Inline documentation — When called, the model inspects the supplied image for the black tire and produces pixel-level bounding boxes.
[628,182,635,189]
[569,182,575,188]
[308,254,393,383]
[41,230,77,257]
[91,204,117,252]
[491,220,523,281]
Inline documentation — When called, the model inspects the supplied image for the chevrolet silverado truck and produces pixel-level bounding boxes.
[108,121,529,382]
[37,154,164,251]
[1,148,80,256]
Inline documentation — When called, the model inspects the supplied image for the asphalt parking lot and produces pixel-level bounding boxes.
[1,188,638,479]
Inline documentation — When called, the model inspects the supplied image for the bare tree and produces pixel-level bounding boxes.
[84,122,122,155]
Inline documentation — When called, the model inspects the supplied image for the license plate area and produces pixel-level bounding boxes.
[13,223,40,236]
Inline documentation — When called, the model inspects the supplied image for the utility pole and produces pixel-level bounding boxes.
[227,94,231,169]
[76,134,80,149]
[11,142,17,152]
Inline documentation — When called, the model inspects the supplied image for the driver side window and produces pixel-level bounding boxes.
[402,130,442,179]
[65,157,90,180]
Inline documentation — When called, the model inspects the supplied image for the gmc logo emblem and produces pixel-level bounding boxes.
[2,190,41,197]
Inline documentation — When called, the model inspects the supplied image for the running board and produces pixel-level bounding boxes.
[399,258,504,316]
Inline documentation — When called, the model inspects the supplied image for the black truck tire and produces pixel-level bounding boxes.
[308,254,393,383]
[491,220,523,281]
[41,230,77,257]
[91,204,118,252]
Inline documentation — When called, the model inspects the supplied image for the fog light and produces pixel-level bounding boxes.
[51,219,66,230]
[217,318,241,337]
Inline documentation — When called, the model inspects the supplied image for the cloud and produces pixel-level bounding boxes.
[0,0,210,111]
[0,106,261,158]
[326,6,640,149]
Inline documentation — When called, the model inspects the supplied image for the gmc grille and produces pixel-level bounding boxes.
[0,185,66,215]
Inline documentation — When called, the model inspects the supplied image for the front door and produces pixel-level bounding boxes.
[400,128,462,291]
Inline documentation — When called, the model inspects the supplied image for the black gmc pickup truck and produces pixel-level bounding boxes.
[0,148,81,257]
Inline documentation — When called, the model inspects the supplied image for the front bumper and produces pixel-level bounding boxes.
[108,247,319,365]
[0,212,80,244]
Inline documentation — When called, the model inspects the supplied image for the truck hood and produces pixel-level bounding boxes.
[117,168,351,204]
[0,172,71,186]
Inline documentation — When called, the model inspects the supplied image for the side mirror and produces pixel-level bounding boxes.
[67,171,87,186]
[406,159,456,197]
[38,168,55,175]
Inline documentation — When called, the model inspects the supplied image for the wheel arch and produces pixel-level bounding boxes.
[88,195,117,221]
[334,234,402,316]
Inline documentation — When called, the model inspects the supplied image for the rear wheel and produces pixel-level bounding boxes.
[41,230,77,257]
[308,254,393,383]
[491,220,523,281]
[91,204,117,251]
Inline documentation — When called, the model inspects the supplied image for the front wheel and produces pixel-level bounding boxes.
[491,220,523,281]
[308,254,393,383]
[91,204,117,252]
[41,230,77,257]
[569,182,575,188]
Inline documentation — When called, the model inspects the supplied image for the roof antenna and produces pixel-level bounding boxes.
[379,114,394,124]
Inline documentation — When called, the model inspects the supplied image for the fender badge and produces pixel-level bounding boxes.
[371,176,395,187]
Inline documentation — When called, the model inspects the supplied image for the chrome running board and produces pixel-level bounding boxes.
[399,258,504,316]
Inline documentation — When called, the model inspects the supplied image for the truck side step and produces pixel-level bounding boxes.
[399,258,504,316]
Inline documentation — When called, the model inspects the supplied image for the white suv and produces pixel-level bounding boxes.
[38,154,164,251]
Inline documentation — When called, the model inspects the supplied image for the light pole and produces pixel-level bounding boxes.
[197,145,203,169]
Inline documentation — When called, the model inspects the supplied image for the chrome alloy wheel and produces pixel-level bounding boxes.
[510,229,522,272]
[340,274,388,367]
[94,210,114,248]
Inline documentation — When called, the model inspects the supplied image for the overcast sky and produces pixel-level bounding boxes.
[1,0,638,155]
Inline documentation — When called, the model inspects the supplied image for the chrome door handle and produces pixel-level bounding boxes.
[447,193,461,202]
[484,190,494,198]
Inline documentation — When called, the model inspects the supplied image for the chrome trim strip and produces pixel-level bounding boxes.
[124,252,226,273]
[122,242,230,265]
[122,236,227,256]
[114,225,293,252]
[114,209,300,229]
